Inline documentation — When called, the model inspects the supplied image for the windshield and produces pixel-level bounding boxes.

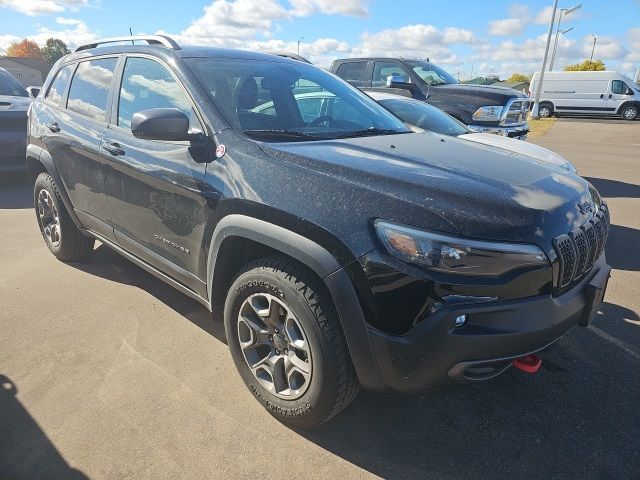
[406,60,458,86]
[379,99,469,136]
[186,58,409,141]
[0,70,28,97]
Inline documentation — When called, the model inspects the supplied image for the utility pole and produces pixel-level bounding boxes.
[549,4,581,71]
[531,0,559,119]
[590,35,597,64]
[297,36,304,56]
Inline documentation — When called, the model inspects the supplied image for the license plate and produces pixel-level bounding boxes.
[578,265,611,327]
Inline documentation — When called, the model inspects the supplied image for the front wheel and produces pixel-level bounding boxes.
[34,173,94,261]
[621,105,638,121]
[224,257,359,427]
[538,103,553,118]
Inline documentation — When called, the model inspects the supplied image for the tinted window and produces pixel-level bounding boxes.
[612,80,630,95]
[379,99,469,136]
[118,57,199,131]
[373,62,409,87]
[0,70,28,97]
[336,62,369,84]
[406,60,457,86]
[186,58,408,141]
[45,64,74,105]
[67,58,117,121]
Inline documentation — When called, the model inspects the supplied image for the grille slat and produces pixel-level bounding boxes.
[554,202,609,289]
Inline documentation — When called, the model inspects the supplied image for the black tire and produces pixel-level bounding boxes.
[538,102,553,118]
[34,173,94,261]
[620,105,638,121]
[224,257,359,427]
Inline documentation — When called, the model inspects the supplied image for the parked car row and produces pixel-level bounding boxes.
[25,35,610,427]
[0,67,32,174]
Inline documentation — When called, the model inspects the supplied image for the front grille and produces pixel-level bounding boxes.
[502,100,530,125]
[553,203,609,289]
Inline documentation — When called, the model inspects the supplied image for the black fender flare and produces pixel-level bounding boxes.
[206,214,384,390]
[26,144,82,228]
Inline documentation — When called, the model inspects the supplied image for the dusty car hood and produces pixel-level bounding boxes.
[457,132,577,173]
[261,132,600,252]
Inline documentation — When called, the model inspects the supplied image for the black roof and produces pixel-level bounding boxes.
[0,56,52,75]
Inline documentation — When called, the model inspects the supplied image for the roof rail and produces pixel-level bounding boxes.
[75,35,180,52]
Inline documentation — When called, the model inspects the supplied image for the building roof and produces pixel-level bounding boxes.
[492,80,529,89]
[0,57,52,76]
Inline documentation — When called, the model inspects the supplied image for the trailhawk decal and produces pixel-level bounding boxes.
[153,234,190,255]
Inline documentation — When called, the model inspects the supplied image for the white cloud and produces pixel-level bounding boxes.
[583,35,626,61]
[488,18,525,36]
[0,0,88,16]
[533,6,555,26]
[289,0,369,18]
[0,34,21,54]
[28,17,97,50]
[624,28,640,63]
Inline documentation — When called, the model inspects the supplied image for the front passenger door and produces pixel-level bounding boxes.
[607,79,635,113]
[102,56,209,296]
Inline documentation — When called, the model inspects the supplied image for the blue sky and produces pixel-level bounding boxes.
[1,0,639,78]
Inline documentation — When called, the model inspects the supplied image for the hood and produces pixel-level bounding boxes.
[432,83,526,105]
[0,95,31,112]
[260,133,599,254]
[458,133,577,173]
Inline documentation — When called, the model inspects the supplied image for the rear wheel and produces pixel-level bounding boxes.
[538,102,553,118]
[224,257,359,427]
[621,105,638,121]
[34,173,94,261]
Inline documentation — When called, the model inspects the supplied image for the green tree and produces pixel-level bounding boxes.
[506,73,530,83]
[41,38,70,64]
[564,60,606,71]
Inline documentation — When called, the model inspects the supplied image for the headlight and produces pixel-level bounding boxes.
[374,220,549,276]
[472,105,503,122]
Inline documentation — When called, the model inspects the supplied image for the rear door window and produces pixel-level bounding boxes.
[335,62,369,87]
[66,58,118,122]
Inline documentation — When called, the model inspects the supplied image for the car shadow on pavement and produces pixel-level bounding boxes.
[585,177,640,199]
[0,173,32,209]
[0,375,88,480]
[297,300,640,480]
[604,225,640,271]
[69,243,228,345]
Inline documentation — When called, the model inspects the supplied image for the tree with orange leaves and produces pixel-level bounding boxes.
[6,39,43,59]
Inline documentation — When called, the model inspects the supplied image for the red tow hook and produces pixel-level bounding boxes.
[513,354,542,373]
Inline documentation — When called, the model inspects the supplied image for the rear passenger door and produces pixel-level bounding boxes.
[39,57,118,240]
[102,56,209,296]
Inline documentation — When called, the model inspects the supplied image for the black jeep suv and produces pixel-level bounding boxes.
[27,36,610,427]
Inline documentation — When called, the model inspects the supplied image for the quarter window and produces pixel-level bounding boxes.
[66,58,118,121]
[45,64,74,106]
[117,57,200,131]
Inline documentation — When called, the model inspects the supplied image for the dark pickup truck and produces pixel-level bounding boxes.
[330,57,530,139]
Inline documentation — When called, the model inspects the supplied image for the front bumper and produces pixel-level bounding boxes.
[468,123,529,140]
[364,256,610,393]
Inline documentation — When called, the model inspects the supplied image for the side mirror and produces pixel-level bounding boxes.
[625,87,634,96]
[26,86,41,98]
[386,75,416,92]
[131,108,191,141]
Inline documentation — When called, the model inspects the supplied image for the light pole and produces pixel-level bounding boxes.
[549,4,581,71]
[297,36,304,56]
[550,27,573,70]
[531,0,559,119]
[590,35,597,64]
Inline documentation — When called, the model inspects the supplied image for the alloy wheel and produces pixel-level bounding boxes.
[237,293,312,399]
[37,189,61,247]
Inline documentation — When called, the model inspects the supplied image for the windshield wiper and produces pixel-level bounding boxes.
[243,129,322,141]
[334,128,407,139]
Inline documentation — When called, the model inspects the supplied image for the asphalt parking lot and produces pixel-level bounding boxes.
[1,118,639,480]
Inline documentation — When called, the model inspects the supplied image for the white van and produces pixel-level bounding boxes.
[530,71,640,120]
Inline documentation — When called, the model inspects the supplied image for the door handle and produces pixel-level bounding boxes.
[46,122,60,133]
[102,142,125,156]
[599,94,604,99]
[608,94,612,99]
